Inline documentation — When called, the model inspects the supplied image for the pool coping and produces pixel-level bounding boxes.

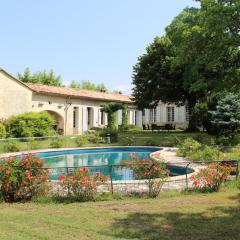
[0,146,202,185]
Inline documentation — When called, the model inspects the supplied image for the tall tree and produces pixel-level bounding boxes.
[209,93,240,139]
[132,1,240,131]
[18,68,62,86]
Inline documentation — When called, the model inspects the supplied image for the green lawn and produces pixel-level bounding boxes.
[0,189,239,240]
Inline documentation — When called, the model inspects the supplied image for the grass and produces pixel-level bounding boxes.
[0,189,239,240]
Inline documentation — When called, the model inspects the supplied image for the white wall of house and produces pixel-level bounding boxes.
[142,103,188,128]
[0,71,32,119]
[0,69,189,135]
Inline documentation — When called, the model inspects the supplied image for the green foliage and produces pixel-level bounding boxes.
[6,112,55,138]
[125,125,143,132]
[70,80,107,92]
[177,138,201,158]
[210,93,240,139]
[120,136,135,146]
[3,140,20,153]
[189,146,222,162]
[144,139,158,146]
[101,102,124,129]
[75,135,89,147]
[0,123,6,139]
[133,2,240,131]
[18,68,62,86]
[88,132,102,144]
[120,105,128,130]
[99,128,118,143]
[50,138,64,148]
[28,140,40,150]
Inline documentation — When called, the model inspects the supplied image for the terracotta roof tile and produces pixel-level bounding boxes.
[26,83,133,103]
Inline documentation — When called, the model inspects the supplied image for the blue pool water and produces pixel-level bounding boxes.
[36,147,192,180]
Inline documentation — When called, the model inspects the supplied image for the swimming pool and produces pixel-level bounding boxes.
[36,147,193,181]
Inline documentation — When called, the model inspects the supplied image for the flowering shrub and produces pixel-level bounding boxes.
[0,155,50,202]
[190,163,233,192]
[58,168,108,201]
[125,154,169,198]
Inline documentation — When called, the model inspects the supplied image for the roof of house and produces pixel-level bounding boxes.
[0,68,133,103]
[26,83,133,103]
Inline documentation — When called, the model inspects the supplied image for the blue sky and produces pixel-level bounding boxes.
[1,0,199,94]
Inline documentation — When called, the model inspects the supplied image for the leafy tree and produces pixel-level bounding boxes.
[70,80,107,92]
[18,68,62,86]
[132,2,240,131]
[100,102,124,129]
[209,93,240,139]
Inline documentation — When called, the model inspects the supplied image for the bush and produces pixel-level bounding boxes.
[50,138,64,148]
[0,155,50,202]
[190,163,233,192]
[0,123,6,139]
[99,128,118,143]
[6,111,55,138]
[88,132,102,144]
[3,140,21,153]
[58,168,108,201]
[120,136,135,146]
[177,138,201,157]
[125,156,169,198]
[189,146,222,162]
[75,135,89,147]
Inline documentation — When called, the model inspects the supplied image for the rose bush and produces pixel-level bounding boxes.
[58,168,108,201]
[190,163,233,192]
[125,154,169,198]
[0,155,50,202]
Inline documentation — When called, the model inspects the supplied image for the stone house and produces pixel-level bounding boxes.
[0,68,188,135]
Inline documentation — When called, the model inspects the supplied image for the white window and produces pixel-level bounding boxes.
[167,106,175,122]
[150,108,157,122]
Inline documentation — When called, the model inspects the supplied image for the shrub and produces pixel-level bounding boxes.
[50,138,64,148]
[3,140,20,153]
[0,123,6,139]
[125,155,169,198]
[75,135,89,147]
[120,136,135,146]
[177,138,201,157]
[190,163,233,192]
[189,146,222,162]
[0,155,50,202]
[88,132,102,144]
[6,111,55,138]
[58,168,108,201]
[99,128,118,143]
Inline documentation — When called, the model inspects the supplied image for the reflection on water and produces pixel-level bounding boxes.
[43,151,151,181]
